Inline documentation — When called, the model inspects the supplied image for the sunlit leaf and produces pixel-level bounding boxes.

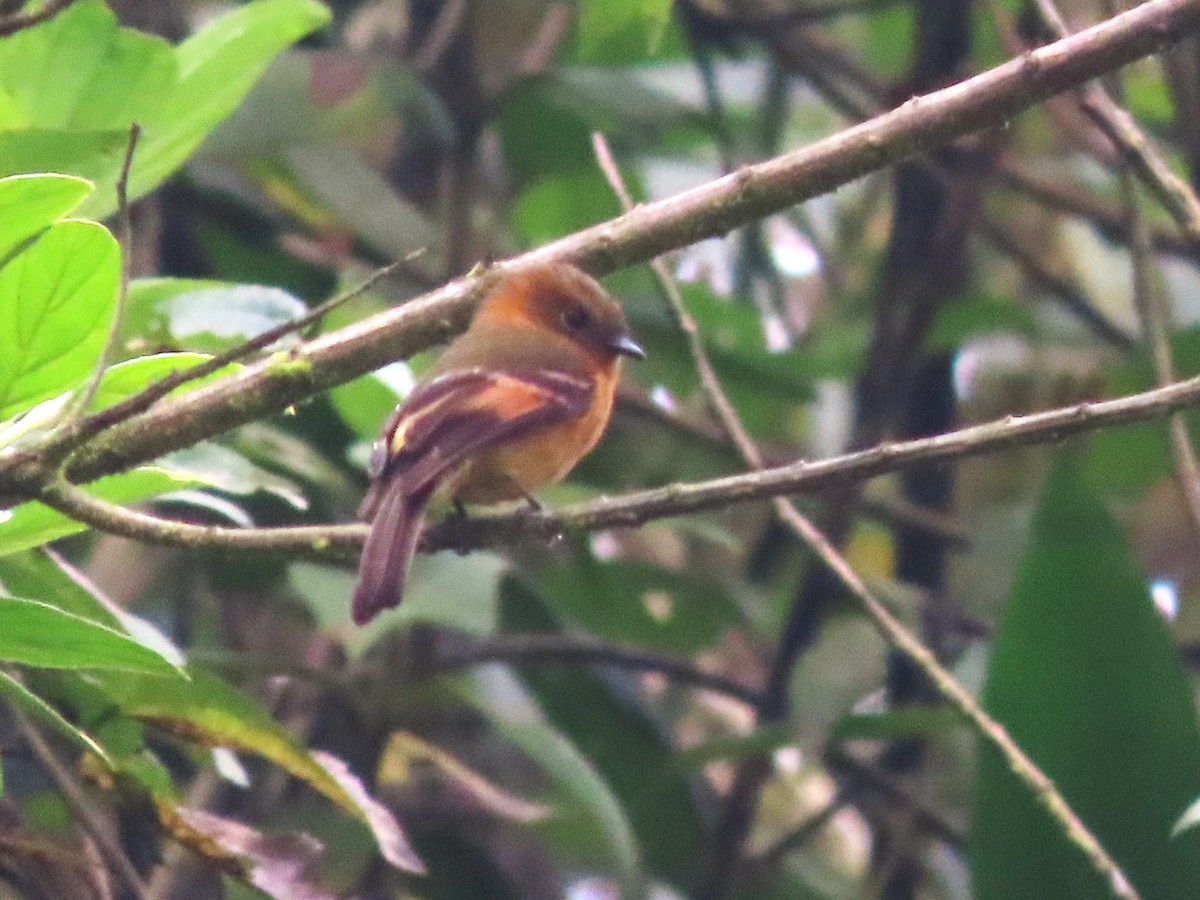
[124,278,306,353]
[0,597,182,675]
[0,219,119,419]
[89,353,239,412]
[0,173,91,267]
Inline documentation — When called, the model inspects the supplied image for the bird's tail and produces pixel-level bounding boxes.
[351,476,434,625]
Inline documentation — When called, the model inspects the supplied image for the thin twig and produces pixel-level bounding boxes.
[423,627,763,706]
[10,706,152,900]
[0,0,78,36]
[593,135,1138,899]
[995,157,1200,264]
[1032,0,1200,542]
[1122,174,1200,543]
[62,124,141,428]
[1031,0,1200,249]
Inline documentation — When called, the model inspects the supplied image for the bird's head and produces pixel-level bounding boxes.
[473,262,646,362]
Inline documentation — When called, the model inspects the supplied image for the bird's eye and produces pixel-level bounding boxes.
[563,305,591,331]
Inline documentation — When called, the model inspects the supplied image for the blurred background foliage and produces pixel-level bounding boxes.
[3,0,1200,897]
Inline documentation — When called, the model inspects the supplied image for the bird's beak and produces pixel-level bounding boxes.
[608,329,646,360]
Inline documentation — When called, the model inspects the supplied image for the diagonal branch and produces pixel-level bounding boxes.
[5,0,1193,492]
[22,367,1200,560]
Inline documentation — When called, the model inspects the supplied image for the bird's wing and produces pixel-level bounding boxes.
[361,368,594,513]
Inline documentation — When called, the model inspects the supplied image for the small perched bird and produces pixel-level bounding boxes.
[351,262,645,625]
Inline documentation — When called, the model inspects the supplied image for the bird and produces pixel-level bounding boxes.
[350,261,645,625]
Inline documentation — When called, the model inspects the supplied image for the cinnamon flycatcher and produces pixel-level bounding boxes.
[351,262,645,625]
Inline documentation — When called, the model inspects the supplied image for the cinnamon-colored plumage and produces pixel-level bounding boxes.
[351,262,644,625]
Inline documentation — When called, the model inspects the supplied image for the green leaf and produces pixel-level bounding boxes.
[327,368,406,442]
[96,0,332,218]
[0,218,119,419]
[96,667,422,871]
[0,130,127,185]
[0,550,122,628]
[499,578,695,886]
[0,0,329,218]
[484,703,643,888]
[0,173,92,267]
[577,0,675,64]
[0,597,181,675]
[0,466,196,556]
[973,460,1200,898]
[0,550,185,667]
[0,0,173,132]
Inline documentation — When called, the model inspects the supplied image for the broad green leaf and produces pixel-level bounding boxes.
[0,173,92,267]
[0,0,329,218]
[973,460,1200,898]
[162,442,308,510]
[456,650,643,888]
[0,219,119,419]
[98,0,332,218]
[0,550,185,668]
[0,669,110,765]
[95,667,422,871]
[577,0,675,64]
[0,550,122,627]
[0,0,173,131]
[328,367,407,442]
[0,466,196,556]
[0,597,181,675]
[0,130,127,184]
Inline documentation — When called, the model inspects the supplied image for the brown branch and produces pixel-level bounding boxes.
[995,157,1200,263]
[63,124,141,428]
[23,368,1200,559]
[8,0,1194,491]
[418,626,763,706]
[1122,173,1200,543]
